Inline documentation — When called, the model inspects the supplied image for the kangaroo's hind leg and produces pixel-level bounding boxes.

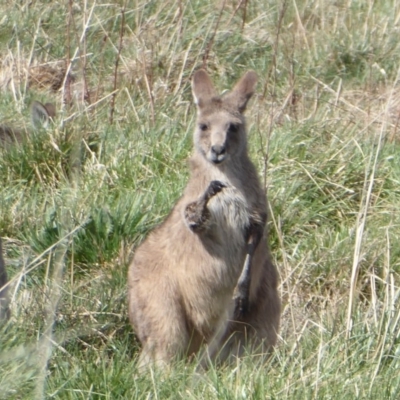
[129,279,193,373]
[229,250,281,358]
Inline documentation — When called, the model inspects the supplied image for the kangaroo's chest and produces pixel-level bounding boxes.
[208,168,251,227]
[206,175,252,265]
[209,185,250,233]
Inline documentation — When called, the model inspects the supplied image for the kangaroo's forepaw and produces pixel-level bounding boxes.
[184,202,210,232]
[184,181,225,232]
[205,180,226,200]
[234,292,250,319]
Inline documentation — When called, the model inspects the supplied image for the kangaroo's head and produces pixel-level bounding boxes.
[31,101,56,129]
[0,101,56,146]
[191,69,257,166]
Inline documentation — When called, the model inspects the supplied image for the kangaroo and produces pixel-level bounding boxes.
[0,238,10,321]
[128,70,280,370]
[0,101,56,146]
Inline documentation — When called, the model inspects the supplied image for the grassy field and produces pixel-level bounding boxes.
[1,0,400,398]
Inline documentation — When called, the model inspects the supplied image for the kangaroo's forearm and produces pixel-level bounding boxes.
[234,217,265,317]
[184,181,225,232]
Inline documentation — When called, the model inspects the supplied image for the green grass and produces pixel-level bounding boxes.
[1,0,400,398]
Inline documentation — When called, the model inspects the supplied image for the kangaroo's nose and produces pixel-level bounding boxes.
[210,144,226,164]
[211,145,226,156]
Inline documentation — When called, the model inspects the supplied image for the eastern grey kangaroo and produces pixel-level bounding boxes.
[128,69,280,369]
[0,101,55,146]
[0,238,10,321]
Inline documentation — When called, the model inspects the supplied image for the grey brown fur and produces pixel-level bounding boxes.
[128,70,280,369]
[0,238,10,321]
[0,101,55,146]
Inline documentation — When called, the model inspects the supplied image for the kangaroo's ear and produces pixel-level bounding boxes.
[226,70,258,113]
[44,103,56,119]
[192,69,217,108]
[31,101,55,129]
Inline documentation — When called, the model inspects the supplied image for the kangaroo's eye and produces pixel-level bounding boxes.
[228,123,239,133]
[199,123,208,131]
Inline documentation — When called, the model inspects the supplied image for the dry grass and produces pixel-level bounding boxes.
[1,0,400,398]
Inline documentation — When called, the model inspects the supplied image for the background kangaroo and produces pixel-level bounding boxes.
[0,101,55,146]
[0,238,10,321]
[128,69,280,369]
